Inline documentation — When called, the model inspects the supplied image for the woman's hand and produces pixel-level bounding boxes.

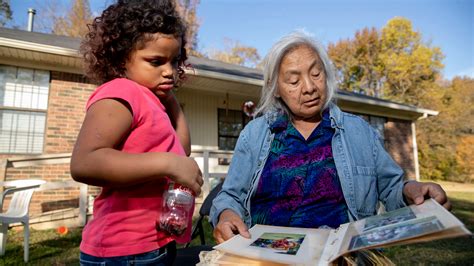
[213,209,251,244]
[403,181,452,210]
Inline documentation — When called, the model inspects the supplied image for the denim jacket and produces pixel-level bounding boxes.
[210,103,407,228]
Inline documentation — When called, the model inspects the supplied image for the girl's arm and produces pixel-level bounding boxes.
[160,91,191,156]
[70,98,202,193]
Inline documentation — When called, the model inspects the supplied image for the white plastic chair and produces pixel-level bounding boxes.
[0,179,45,262]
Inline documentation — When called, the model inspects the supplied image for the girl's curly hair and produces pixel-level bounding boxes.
[80,0,188,85]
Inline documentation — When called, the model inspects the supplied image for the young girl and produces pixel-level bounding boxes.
[70,0,203,264]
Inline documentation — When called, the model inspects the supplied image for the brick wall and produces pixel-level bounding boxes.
[1,72,101,219]
[384,118,416,180]
[45,72,95,153]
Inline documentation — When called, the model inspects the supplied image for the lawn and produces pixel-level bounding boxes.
[1,182,472,265]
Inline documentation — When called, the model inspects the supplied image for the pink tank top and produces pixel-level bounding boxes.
[80,78,193,257]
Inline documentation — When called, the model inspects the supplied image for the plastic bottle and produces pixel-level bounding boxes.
[158,183,195,235]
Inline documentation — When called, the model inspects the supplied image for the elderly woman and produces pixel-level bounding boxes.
[210,31,451,243]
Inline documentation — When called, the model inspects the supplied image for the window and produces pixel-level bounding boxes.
[218,109,250,151]
[0,65,50,154]
[354,112,386,142]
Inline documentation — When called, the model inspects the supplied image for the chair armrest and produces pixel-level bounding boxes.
[0,184,42,210]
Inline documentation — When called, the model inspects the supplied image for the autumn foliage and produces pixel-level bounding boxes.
[51,0,93,38]
[328,17,444,105]
[417,77,474,183]
[328,17,473,183]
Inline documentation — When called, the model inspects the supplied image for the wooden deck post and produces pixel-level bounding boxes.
[0,159,8,197]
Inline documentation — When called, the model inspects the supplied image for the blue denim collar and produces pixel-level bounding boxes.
[328,102,344,129]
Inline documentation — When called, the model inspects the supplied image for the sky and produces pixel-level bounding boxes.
[9,0,474,79]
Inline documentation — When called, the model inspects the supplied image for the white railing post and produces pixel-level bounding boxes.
[202,150,210,199]
[78,183,88,226]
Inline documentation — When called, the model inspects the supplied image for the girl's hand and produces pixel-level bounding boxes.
[213,209,251,244]
[169,155,203,196]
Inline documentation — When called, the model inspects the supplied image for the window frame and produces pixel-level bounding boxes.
[0,65,50,154]
[217,108,251,164]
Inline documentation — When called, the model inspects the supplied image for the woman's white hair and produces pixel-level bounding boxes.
[254,30,337,117]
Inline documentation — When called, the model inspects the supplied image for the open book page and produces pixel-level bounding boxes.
[318,223,350,265]
[211,199,471,265]
[333,198,472,260]
[214,224,332,265]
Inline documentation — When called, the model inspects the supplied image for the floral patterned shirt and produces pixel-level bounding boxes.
[251,110,349,228]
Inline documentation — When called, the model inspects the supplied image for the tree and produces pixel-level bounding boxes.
[328,27,382,96]
[174,0,201,56]
[417,77,474,182]
[416,81,457,181]
[379,17,444,104]
[0,0,12,26]
[208,38,261,68]
[52,0,93,38]
[456,135,474,183]
[328,17,444,104]
[447,77,474,182]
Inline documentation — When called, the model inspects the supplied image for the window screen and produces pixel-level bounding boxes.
[0,65,49,154]
[218,108,251,151]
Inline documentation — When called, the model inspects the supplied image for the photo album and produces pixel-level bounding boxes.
[213,199,472,266]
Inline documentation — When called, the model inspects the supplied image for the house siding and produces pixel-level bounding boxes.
[177,87,259,149]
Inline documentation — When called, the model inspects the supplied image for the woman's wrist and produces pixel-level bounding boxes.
[402,180,418,205]
[219,209,239,222]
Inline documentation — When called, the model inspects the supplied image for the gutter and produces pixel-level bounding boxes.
[337,93,439,119]
[0,37,79,57]
[186,68,263,86]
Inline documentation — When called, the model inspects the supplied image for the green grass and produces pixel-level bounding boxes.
[1,191,472,265]
[383,192,474,265]
[0,227,82,265]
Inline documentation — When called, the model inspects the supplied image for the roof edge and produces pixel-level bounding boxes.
[0,37,79,57]
[186,68,263,86]
[336,93,438,118]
